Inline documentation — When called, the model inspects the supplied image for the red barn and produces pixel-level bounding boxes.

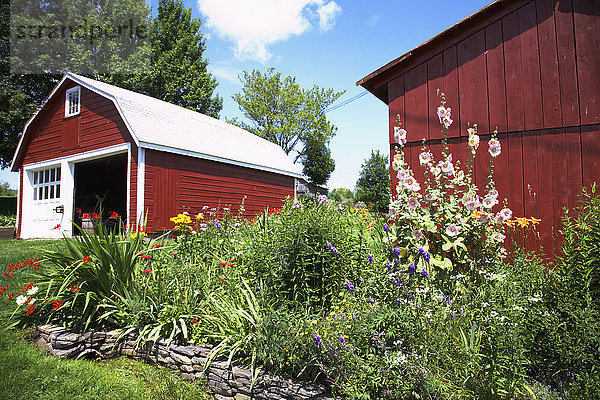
[10,73,302,239]
[358,0,599,257]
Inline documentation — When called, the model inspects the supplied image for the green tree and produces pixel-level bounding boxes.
[355,150,390,212]
[230,68,343,185]
[1,0,221,167]
[107,0,222,117]
[329,187,354,204]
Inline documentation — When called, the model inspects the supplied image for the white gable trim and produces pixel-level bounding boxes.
[10,74,140,171]
[139,141,304,180]
[136,147,145,223]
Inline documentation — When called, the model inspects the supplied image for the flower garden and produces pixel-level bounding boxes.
[1,98,599,399]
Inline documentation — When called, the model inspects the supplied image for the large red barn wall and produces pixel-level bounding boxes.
[14,80,140,233]
[144,150,295,230]
[386,0,599,257]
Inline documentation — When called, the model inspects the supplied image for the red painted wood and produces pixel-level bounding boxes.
[144,150,294,230]
[18,82,134,168]
[457,30,489,136]
[388,74,405,145]
[519,2,544,130]
[564,126,583,216]
[442,46,461,139]
[574,0,600,125]
[485,20,508,133]
[404,63,429,142]
[551,129,569,255]
[581,124,600,188]
[555,0,580,126]
[536,0,562,128]
[535,132,554,255]
[390,145,400,198]
[427,54,444,141]
[521,132,539,220]
[503,9,526,132]
[507,132,524,217]
[493,133,510,213]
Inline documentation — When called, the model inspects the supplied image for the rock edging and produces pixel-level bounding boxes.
[36,325,332,400]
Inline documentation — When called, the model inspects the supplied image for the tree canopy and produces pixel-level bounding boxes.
[0,0,221,167]
[230,68,343,185]
[355,150,390,213]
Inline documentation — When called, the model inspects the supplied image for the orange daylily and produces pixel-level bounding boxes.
[505,219,516,228]
[471,211,482,219]
[529,217,541,225]
[515,217,529,228]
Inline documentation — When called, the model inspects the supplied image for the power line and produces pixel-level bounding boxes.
[323,91,368,114]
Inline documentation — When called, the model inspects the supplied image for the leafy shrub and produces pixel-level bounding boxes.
[0,214,15,227]
[527,185,600,397]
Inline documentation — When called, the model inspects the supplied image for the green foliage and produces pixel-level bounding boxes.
[106,0,222,117]
[243,197,372,311]
[354,150,390,213]
[230,68,343,184]
[329,187,354,204]
[526,184,600,397]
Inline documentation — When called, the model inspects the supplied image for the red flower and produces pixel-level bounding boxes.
[3,272,13,278]
[142,269,152,274]
[26,304,35,315]
[110,211,119,219]
[82,256,91,263]
[52,224,61,230]
[152,244,162,248]
[192,317,199,324]
[218,262,228,266]
[170,253,177,256]
[93,212,101,219]
[0,284,8,294]
[70,285,80,292]
[52,300,63,310]
[7,293,15,300]
[219,279,227,284]
[82,213,91,219]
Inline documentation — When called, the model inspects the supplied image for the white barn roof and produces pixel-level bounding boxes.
[12,73,303,178]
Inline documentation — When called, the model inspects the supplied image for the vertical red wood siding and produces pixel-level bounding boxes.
[15,82,134,168]
[144,150,295,231]
[384,0,599,258]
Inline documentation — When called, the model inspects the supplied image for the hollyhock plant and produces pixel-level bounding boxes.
[387,93,509,277]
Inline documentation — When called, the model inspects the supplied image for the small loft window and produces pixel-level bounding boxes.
[65,86,80,117]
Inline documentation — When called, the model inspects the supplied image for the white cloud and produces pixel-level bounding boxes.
[197,0,342,63]
[208,63,242,84]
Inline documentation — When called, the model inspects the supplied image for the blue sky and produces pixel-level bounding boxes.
[2,0,492,189]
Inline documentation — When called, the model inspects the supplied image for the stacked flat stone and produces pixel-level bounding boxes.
[36,325,332,400]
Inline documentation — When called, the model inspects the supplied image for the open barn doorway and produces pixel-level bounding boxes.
[73,153,127,232]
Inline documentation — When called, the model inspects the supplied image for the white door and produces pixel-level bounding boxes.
[23,166,64,238]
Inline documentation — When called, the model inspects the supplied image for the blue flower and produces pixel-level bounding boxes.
[367,254,374,263]
[409,263,416,275]
[394,247,401,257]
[314,333,322,346]
[422,268,429,277]
[383,223,389,232]
[326,242,339,255]
[215,220,221,229]
[424,251,431,262]
[451,311,456,320]
[386,261,392,272]
[339,334,346,344]
[345,280,355,292]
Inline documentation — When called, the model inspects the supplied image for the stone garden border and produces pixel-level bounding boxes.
[36,325,333,400]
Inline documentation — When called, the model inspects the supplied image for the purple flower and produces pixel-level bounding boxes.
[318,194,328,204]
[423,252,430,262]
[256,285,261,293]
[367,254,374,263]
[383,223,389,233]
[451,311,456,320]
[369,297,375,304]
[386,261,392,272]
[345,280,355,292]
[215,220,221,229]
[422,268,429,277]
[339,334,346,344]
[394,247,401,258]
[409,263,416,275]
[326,242,339,255]
[314,333,322,346]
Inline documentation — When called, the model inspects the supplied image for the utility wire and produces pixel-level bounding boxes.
[323,91,368,114]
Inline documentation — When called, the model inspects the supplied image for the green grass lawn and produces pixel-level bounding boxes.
[0,239,213,400]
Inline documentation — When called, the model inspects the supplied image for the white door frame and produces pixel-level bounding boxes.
[20,143,131,239]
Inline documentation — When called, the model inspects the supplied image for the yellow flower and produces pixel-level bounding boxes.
[529,217,541,225]
[505,219,516,228]
[471,211,482,219]
[516,217,529,228]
